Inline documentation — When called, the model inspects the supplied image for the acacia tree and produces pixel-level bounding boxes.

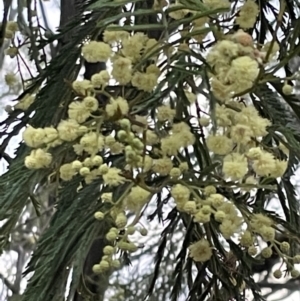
[1,0,300,301]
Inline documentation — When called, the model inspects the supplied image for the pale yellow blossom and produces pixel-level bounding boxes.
[188,239,212,262]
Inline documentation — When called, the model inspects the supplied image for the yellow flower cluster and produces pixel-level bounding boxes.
[91,70,110,88]
[203,0,230,10]
[21,33,169,270]
[5,72,18,87]
[92,210,149,274]
[4,21,19,39]
[103,27,130,44]
[25,149,52,169]
[109,33,160,91]
[249,213,275,241]
[236,0,259,29]
[168,0,230,21]
[106,97,129,118]
[205,103,287,181]
[81,32,161,92]
[23,34,161,187]
[207,30,272,100]
[248,147,287,178]
[17,6,297,281]
[239,214,300,278]
[171,185,243,239]
[125,186,151,211]
[82,41,112,63]
[161,122,195,156]
[189,239,212,262]
[5,46,18,58]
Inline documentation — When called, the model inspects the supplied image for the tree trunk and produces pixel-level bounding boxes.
[58,1,109,300]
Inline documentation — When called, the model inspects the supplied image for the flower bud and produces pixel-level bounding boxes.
[273,269,282,279]
[78,126,88,134]
[117,130,127,141]
[79,167,90,176]
[247,246,257,256]
[201,205,212,215]
[183,201,196,214]
[127,242,138,252]
[115,213,127,229]
[119,118,131,130]
[139,228,148,236]
[99,260,110,271]
[111,259,121,268]
[94,211,104,220]
[92,264,102,274]
[199,117,210,127]
[282,84,293,95]
[118,241,130,250]
[131,138,144,150]
[204,185,216,195]
[106,231,118,241]
[280,241,290,253]
[4,105,13,113]
[110,227,119,233]
[170,167,181,178]
[293,255,300,264]
[240,230,253,248]
[92,155,103,166]
[214,211,226,222]
[291,269,300,278]
[103,245,114,255]
[99,164,109,174]
[72,160,82,170]
[5,46,18,58]
[261,247,272,258]
[260,226,275,242]
[126,226,136,235]
[83,158,93,167]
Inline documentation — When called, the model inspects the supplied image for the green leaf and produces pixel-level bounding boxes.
[111,23,166,31]
[87,0,144,10]
[96,9,159,27]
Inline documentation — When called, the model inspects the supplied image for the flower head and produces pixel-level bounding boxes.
[80,132,104,155]
[23,126,45,148]
[125,186,151,211]
[152,157,173,175]
[82,41,112,63]
[91,70,110,88]
[189,239,213,262]
[25,149,52,169]
[68,101,90,123]
[57,119,81,141]
[223,153,248,180]
[236,0,259,29]
[102,167,126,186]
[106,97,129,118]
[206,135,233,155]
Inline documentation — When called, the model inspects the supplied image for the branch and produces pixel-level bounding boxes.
[258,279,300,290]
[0,0,13,48]
[38,0,56,58]
[26,0,42,73]
[14,245,25,292]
